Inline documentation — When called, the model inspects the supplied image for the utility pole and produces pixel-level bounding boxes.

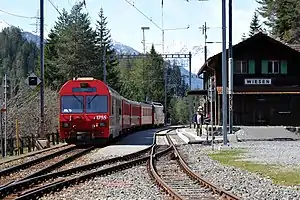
[202,22,208,65]
[161,0,164,54]
[222,0,228,145]
[40,0,45,139]
[209,76,214,149]
[3,74,7,157]
[189,52,192,128]
[228,0,233,135]
[201,22,209,117]
[162,0,167,124]
[141,27,150,102]
[141,27,150,54]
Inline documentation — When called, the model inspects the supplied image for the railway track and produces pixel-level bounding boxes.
[0,144,70,170]
[0,127,177,200]
[148,130,241,200]
[0,146,93,188]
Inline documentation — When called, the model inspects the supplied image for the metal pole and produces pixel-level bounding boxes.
[40,0,45,139]
[16,118,19,155]
[228,0,233,135]
[103,45,107,84]
[222,0,228,145]
[189,52,192,128]
[204,22,207,63]
[4,74,7,157]
[210,76,214,149]
[162,0,167,124]
[203,22,207,90]
[142,29,146,54]
[164,60,167,125]
[0,105,2,157]
[161,0,164,54]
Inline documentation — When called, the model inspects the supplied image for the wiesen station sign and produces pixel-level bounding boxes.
[244,78,272,85]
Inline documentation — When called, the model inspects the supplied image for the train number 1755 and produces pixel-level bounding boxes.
[95,115,107,120]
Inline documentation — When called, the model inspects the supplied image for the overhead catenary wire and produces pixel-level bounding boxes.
[123,0,162,31]
[0,9,38,19]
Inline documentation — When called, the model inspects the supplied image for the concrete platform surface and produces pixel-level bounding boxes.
[176,128,227,144]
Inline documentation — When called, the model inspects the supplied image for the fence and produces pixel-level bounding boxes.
[0,131,60,157]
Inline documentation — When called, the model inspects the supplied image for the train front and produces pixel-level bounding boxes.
[59,77,110,145]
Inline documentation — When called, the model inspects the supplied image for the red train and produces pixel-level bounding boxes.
[59,77,165,145]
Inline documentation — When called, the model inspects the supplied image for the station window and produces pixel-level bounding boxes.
[268,60,280,74]
[235,60,248,74]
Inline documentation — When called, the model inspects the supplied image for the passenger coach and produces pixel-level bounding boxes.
[59,77,164,145]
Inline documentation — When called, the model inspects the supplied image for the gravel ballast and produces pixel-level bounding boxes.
[41,164,165,200]
[233,141,300,166]
[177,144,300,200]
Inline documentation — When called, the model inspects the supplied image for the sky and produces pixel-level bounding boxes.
[0,0,259,74]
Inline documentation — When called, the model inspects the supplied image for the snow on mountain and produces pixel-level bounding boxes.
[179,66,203,90]
[17,31,202,89]
[111,40,140,55]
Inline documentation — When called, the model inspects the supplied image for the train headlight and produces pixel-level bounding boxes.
[99,122,106,127]
[62,122,70,128]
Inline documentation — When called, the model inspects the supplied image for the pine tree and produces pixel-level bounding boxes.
[249,11,262,37]
[256,0,300,43]
[95,8,121,91]
[45,3,97,86]
[147,45,165,103]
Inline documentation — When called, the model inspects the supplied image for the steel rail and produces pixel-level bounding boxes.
[1,127,175,199]
[0,145,76,177]
[13,146,173,199]
[0,144,69,166]
[166,134,241,200]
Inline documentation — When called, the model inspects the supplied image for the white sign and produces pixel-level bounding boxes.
[244,79,271,85]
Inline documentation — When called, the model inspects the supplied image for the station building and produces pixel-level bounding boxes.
[197,32,300,126]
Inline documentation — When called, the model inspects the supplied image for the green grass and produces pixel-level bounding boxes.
[208,149,300,186]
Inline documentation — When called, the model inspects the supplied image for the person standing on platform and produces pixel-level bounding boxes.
[196,107,204,136]
[192,113,197,129]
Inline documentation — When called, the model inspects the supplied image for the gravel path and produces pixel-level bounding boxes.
[233,141,300,166]
[177,144,300,200]
[41,164,166,200]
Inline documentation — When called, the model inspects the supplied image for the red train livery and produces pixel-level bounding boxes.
[59,77,165,144]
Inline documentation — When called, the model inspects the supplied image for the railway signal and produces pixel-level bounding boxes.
[25,73,41,89]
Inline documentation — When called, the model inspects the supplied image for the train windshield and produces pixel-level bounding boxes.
[86,95,108,113]
[61,95,84,113]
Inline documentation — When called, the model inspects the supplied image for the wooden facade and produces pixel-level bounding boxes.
[197,32,300,126]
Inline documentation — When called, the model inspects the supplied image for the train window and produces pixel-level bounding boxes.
[61,95,84,113]
[86,95,108,113]
[72,87,96,92]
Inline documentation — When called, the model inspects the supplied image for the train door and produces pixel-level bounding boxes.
[110,96,116,138]
[116,98,121,135]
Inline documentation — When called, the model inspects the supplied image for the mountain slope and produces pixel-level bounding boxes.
[20,31,202,89]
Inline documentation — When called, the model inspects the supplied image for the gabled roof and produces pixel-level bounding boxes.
[197,32,300,76]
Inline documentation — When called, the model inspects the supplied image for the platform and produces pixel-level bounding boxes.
[176,126,300,144]
[176,128,232,144]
